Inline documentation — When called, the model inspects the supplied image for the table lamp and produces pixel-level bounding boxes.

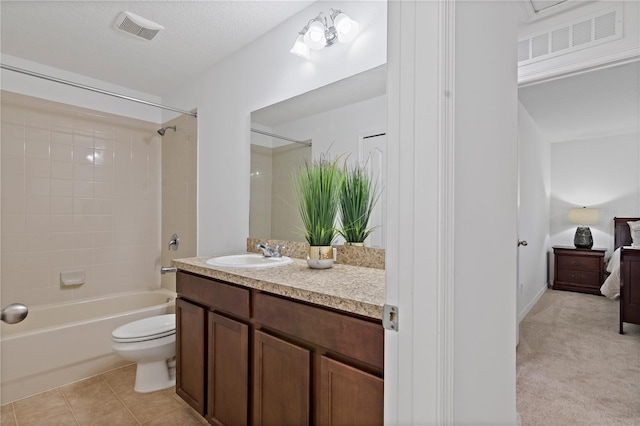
[568,207,600,249]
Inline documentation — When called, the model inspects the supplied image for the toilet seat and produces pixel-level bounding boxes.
[112,314,175,343]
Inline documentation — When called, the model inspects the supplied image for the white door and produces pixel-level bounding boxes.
[517,137,525,347]
[517,107,551,344]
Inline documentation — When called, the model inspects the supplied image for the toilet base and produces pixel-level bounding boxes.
[134,359,175,393]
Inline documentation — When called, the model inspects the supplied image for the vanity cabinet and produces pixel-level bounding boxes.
[208,312,249,425]
[175,298,206,414]
[176,270,384,426]
[253,330,311,425]
[319,356,384,425]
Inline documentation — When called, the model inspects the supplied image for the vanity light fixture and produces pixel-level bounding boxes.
[290,9,359,59]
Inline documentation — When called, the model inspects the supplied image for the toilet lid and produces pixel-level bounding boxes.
[112,314,175,342]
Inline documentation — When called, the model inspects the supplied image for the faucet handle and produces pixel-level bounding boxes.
[273,244,286,257]
[168,233,179,251]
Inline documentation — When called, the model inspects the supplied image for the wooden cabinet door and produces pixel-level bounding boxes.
[252,330,310,426]
[207,312,249,426]
[176,298,206,415]
[319,356,383,426]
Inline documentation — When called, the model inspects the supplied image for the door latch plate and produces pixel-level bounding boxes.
[382,304,398,331]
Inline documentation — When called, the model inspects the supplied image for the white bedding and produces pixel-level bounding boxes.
[600,247,621,299]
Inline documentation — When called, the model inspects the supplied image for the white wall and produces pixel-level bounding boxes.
[453,2,519,422]
[550,132,640,256]
[517,102,551,323]
[0,54,163,124]
[161,0,387,257]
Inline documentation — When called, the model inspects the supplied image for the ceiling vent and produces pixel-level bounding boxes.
[114,11,164,41]
[518,6,622,65]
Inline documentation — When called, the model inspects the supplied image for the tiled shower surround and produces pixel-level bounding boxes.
[160,113,197,293]
[0,91,162,306]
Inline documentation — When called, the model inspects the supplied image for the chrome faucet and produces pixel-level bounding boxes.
[256,242,285,258]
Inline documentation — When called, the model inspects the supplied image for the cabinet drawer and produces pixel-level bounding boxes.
[556,254,600,271]
[254,292,383,370]
[556,269,601,287]
[177,272,250,319]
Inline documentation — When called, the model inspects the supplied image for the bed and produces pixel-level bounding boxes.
[600,217,640,333]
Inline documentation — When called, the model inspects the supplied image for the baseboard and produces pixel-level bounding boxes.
[518,284,548,324]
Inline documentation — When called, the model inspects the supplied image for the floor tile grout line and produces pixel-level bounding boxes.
[10,402,18,426]
[59,386,81,425]
[100,372,143,426]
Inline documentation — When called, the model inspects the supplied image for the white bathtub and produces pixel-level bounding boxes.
[0,289,175,404]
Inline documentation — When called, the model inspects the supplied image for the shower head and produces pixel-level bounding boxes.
[157,125,176,136]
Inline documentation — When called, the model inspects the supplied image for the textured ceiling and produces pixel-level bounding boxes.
[518,62,640,142]
[0,1,313,97]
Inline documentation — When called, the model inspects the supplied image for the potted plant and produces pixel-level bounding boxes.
[339,163,380,246]
[293,154,344,269]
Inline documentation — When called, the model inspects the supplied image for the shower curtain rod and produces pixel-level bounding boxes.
[250,128,312,147]
[0,64,197,118]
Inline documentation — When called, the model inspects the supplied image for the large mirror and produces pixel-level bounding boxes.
[249,65,388,247]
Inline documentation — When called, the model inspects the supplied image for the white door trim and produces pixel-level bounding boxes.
[385,0,455,424]
[437,0,456,422]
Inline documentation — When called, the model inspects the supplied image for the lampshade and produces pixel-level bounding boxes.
[304,19,327,50]
[568,207,600,225]
[333,12,359,43]
[290,34,310,59]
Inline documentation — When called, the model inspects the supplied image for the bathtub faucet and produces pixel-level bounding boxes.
[256,243,285,258]
[161,267,177,274]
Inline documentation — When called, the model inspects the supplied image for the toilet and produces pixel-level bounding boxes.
[111,314,176,393]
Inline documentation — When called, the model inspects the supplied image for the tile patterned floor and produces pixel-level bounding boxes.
[0,364,208,425]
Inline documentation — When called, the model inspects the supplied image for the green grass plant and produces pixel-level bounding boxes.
[339,163,380,244]
[293,154,344,246]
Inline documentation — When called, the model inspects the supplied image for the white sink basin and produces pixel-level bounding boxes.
[206,254,292,268]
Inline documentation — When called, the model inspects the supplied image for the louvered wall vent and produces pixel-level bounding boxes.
[114,11,164,41]
[518,6,622,65]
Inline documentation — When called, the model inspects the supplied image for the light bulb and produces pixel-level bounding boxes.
[333,12,359,43]
[290,34,310,59]
[304,19,327,50]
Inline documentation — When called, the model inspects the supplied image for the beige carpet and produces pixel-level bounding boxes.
[517,289,640,426]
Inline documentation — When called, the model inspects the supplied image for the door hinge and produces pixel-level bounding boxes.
[382,304,398,331]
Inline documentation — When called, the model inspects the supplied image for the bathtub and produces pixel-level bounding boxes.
[0,289,175,404]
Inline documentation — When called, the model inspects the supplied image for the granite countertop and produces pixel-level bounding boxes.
[172,256,385,320]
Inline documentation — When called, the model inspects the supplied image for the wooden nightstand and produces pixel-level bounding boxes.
[553,246,606,295]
